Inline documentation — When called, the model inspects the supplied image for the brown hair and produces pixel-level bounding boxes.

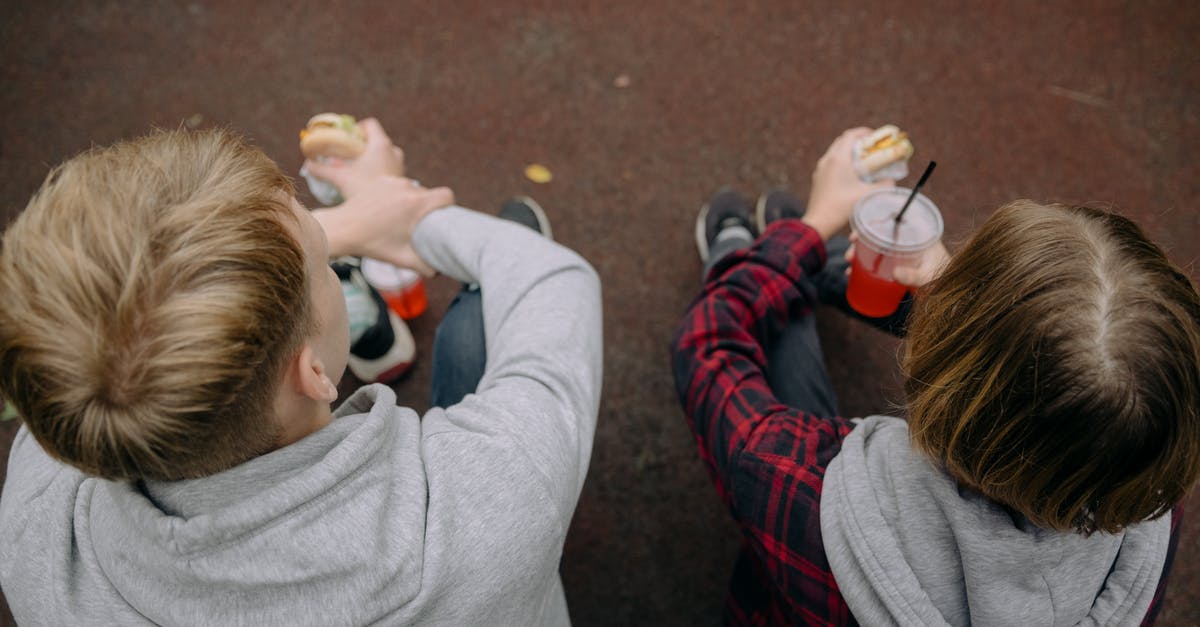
[904,200,1200,534]
[0,128,312,480]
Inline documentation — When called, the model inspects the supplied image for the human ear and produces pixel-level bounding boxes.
[295,344,339,403]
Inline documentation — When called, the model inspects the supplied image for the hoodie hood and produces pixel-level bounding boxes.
[820,416,1169,627]
[88,386,429,625]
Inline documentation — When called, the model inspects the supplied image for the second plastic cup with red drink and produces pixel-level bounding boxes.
[360,258,428,320]
[846,188,943,318]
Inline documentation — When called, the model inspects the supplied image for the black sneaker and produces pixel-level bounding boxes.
[755,187,806,233]
[333,261,416,384]
[695,187,755,264]
[499,196,553,240]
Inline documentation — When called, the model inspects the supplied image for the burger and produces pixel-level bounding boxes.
[854,125,914,180]
[299,113,366,160]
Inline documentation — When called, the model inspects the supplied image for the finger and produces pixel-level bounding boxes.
[359,118,395,150]
[845,243,856,262]
[821,128,858,160]
[401,254,438,278]
[932,240,951,261]
[829,130,863,158]
[892,266,922,287]
[303,158,348,186]
[927,244,952,277]
[373,247,436,278]
[398,182,448,202]
[424,185,455,208]
[843,126,873,139]
[833,127,867,148]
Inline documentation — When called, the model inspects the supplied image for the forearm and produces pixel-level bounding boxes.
[310,203,436,261]
[307,178,450,273]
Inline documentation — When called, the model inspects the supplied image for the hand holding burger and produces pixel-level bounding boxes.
[853,124,914,182]
[804,127,895,240]
[303,115,453,274]
[301,115,407,199]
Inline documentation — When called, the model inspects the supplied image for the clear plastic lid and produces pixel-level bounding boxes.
[851,188,943,256]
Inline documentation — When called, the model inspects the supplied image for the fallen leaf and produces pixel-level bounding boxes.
[1,399,16,421]
[613,73,631,88]
[524,163,553,184]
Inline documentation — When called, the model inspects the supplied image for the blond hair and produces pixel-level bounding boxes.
[0,128,312,480]
[903,201,1200,533]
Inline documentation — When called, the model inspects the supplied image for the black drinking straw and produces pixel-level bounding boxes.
[894,160,937,225]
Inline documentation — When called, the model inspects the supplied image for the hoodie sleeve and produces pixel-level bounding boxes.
[412,206,602,522]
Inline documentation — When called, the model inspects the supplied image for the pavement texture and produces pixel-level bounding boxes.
[1,1,1197,624]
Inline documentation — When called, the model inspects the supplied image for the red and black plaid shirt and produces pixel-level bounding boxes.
[671,221,856,625]
[670,220,1178,626]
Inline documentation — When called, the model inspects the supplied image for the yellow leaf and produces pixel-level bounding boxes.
[524,163,553,184]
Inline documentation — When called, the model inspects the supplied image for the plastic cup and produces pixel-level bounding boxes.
[846,188,943,317]
[360,258,428,320]
[299,162,345,206]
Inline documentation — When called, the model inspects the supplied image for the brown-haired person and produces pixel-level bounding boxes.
[672,128,1199,625]
[0,122,602,625]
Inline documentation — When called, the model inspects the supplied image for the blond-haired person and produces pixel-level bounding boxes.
[0,122,601,625]
[672,128,1199,625]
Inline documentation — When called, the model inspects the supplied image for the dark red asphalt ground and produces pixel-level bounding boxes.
[1,2,1197,624]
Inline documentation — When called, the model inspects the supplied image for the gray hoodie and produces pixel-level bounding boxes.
[0,207,603,626]
[821,416,1170,627]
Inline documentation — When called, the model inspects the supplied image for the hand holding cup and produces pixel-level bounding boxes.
[847,233,950,288]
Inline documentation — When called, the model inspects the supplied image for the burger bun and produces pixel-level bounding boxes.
[300,113,367,160]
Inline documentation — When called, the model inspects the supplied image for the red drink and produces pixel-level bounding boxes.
[847,188,943,318]
[379,277,428,320]
[360,258,428,320]
[847,255,909,317]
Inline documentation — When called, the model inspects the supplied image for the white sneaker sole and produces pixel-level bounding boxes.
[346,309,416,384]
[755,192,770,235]
[694,200,712,263]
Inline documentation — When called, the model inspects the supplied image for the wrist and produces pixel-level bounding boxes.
[311,207,359,259]
[800,213,840,241]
